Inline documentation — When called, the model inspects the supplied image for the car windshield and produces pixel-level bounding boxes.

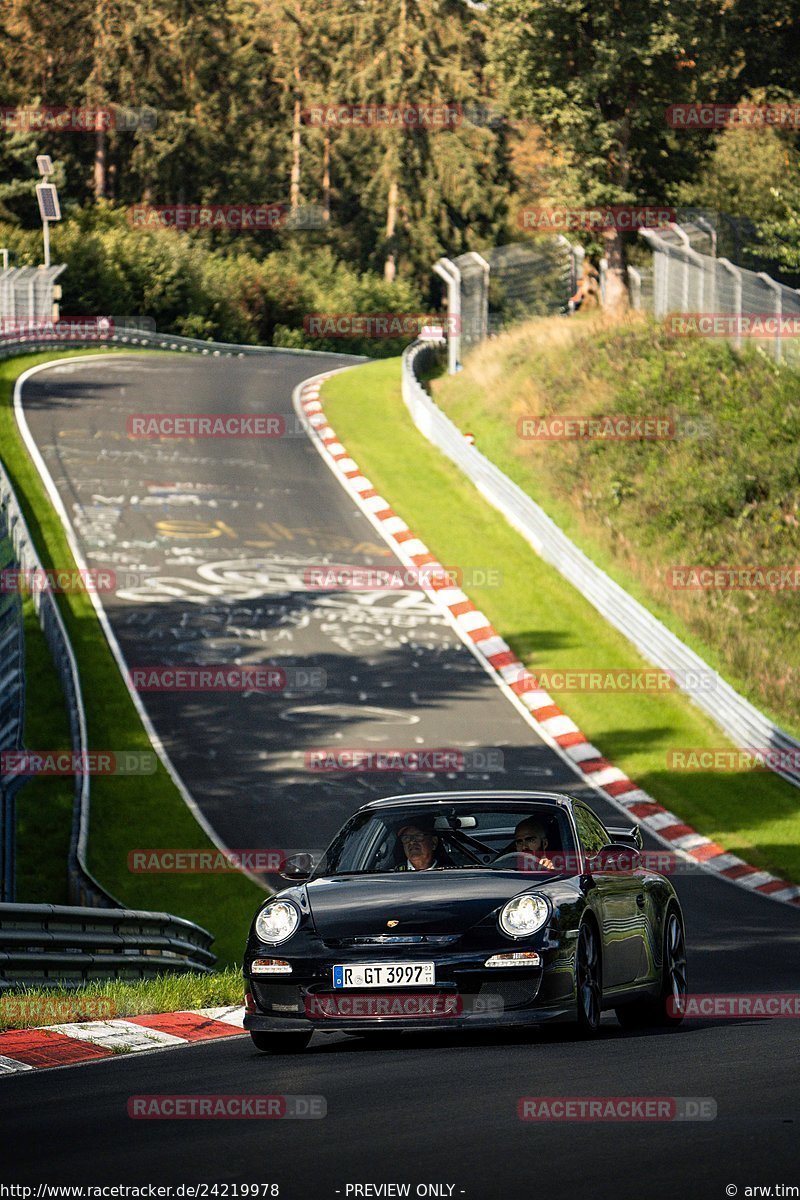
[310,804,578,877]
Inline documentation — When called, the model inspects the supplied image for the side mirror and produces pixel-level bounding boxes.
[279,852,316,882]
[588,844,642,874]
[606,823,643,849]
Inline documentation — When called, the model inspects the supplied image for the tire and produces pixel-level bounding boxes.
[615,907,687,1029]
[574,919,603,1036]
[250,1030,312,1054]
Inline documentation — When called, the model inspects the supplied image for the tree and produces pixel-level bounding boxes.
[488,0,734,307]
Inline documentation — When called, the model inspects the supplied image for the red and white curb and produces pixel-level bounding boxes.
[295,371,800,910]
[0,1006,245,1075]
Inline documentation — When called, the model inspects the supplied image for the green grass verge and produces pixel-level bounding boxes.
[322,358,800,883]
[0,967,244,1032]
[15,597,74,903]
[1,350,262,965]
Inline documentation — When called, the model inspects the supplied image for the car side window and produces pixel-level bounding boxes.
[574,805,609,855]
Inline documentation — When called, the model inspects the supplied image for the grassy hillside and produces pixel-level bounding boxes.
[433,312,800,739]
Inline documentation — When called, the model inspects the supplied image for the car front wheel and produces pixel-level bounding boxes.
[250,1030,312,1054]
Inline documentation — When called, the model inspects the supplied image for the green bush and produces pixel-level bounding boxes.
[0,206,424,355]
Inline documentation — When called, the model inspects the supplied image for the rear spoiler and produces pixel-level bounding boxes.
[606,824,643,849]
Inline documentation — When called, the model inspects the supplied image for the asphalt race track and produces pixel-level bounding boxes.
[16,352,590,856]
[4,352,799,1198]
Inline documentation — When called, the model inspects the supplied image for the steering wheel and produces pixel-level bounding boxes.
[490,851,548,871]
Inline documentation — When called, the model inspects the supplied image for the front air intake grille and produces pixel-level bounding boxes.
[324,935,458,949]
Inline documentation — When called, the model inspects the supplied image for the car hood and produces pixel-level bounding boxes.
[304,870,553,938]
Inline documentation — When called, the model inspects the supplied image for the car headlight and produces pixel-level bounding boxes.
[499,894,549,939]
[255,899,300,945]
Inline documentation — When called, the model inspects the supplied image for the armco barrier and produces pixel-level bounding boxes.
[0,903,215,988]
[401,339,800,791]
[0,326,369,362]
[0,504,24,902]
[0,460,121,908]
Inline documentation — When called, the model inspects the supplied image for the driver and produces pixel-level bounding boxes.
[507,817,555,869]
[394,820,449,871]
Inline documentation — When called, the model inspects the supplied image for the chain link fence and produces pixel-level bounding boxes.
[630,221,800,366]
[0,265,66,321]
[435,237,582,371]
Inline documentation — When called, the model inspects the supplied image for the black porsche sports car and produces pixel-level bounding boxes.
[242,791,688,1052]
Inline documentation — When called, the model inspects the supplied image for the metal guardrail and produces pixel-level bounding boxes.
[0,461,120,908]
[0,325,368,362]
[0,505,25,902]
[401,339,800,791]
[0,902,215,988]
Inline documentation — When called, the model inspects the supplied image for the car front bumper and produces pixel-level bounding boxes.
[243,943,577,1033]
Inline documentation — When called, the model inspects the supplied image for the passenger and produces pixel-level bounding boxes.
[394,820,449,871]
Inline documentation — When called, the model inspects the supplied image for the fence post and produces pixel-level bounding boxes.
[694,215,717,258]
[627,266,642,310]
[555,234,584,299]
[433,257,462,374]
[572,244,585,299]
[598,257,608,306]
[464,250,490,342]
[718,258,743,350]
[640,229,667,317]
[757,272,782,363]
[670,224,693,310]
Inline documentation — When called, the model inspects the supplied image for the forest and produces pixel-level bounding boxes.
[1,0,798,349]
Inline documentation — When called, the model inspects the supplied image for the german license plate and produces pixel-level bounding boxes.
[332,962,435,988]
